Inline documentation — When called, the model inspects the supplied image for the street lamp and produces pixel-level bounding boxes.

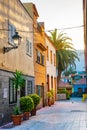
[3,31,22,53]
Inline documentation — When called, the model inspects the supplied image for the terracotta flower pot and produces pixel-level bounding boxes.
[51,97,55,105]
[11,114,23,125]
[31,108,36,116]
[23,112,30,120]
[48,99,51,106]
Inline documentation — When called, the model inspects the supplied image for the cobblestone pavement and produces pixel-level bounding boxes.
[1,98,87,130]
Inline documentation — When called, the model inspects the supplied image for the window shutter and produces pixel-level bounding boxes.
[27,80,32,94]
[42,55,44,65]
[30,42,32,56]
[9,23,16,45]
[26,40,32,57]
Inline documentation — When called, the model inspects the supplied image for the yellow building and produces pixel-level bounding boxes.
[0,0,35,125]
[23,3,47,107]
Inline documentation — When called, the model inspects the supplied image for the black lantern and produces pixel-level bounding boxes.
[3,31,22,53]
[12,31,22,46]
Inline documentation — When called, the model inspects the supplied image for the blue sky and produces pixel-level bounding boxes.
[21,0,84,50]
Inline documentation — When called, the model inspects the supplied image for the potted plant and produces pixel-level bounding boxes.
[13,70,25,107]
[29,93,40,116]
[11,70,25,125]
[47,91,52,106]
[50,89,55,105]
[11,106,23,125]
[20,96,34,120]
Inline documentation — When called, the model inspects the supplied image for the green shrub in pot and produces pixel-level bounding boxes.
[20,96,34,119]
[20,96,34,112]
[29,94,40,116]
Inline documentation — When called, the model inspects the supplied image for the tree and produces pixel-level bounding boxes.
[57,49,79,87]
[49,29,79,89]
[49,29,75,50]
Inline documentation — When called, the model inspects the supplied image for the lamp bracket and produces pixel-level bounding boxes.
[3,46,18,53]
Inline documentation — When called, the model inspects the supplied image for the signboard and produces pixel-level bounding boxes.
[3,88,8,98]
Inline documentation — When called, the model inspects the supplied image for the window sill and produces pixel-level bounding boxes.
[9,103,17,106]
[36,61,44,66]
[26,52,32,57]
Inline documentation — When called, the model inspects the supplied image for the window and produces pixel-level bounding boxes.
[26,39,32,56]
[36,50,44,65]
[36,50,41,63]
[9,23,16,46]
[27,80,32,94]
[9,78,17,104]
[36,85,42,97]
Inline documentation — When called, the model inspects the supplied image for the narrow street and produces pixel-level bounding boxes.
[1,98,87,130]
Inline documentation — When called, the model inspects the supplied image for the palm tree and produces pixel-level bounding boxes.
[57,49,79,88]
[49,29,79,88]
[13,70,24,89]
[49,29,75,50]
[13,70,25,107]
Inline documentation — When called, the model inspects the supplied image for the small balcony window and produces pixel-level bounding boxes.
[36,50,44,65]
[26,39,32,57]
[9,23,16,46]
[9,78,17,104]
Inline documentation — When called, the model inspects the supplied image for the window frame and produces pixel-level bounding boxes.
[36,85,42,97]
[36,50,41,64]
[36,50,45,65]
[9,78,17,104]
[8,23,16,46]
[26,39,32,57]
[27,80,33,95]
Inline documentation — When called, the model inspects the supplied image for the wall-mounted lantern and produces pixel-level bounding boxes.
[3,31,22,53]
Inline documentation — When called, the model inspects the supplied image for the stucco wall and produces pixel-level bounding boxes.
[45,34,57,100]
[45,35,57,88]
[0,0,35,126]
[0,0,34,76]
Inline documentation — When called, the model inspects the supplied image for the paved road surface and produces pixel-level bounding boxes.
[1,98,87,130]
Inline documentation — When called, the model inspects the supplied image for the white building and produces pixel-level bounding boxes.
[45,33,57,99]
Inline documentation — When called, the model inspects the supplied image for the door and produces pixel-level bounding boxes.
[20,80,25,97]
[47,75,50,91]
[36,85,44,107]
[78,88,83,97]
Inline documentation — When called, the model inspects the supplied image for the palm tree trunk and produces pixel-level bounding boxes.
[57,69,62,90]
[17,88,20,109]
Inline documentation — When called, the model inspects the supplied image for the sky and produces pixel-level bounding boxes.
[20,0,84,50]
